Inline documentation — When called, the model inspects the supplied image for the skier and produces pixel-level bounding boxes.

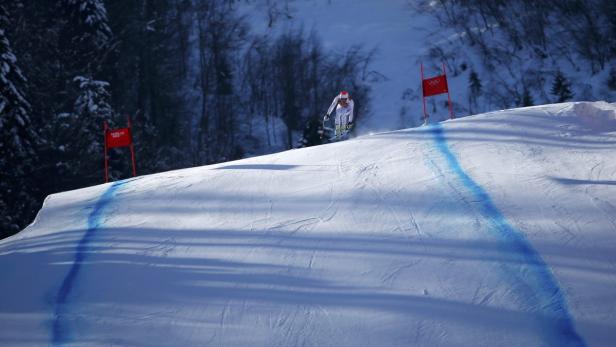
[323,91,354,140]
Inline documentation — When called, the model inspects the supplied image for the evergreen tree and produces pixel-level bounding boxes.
[60,0,112,73]
[63,0,112,48]
[468,69,482,113]
[608,67,616,91]
[551,70,574,102]
[28,0,115,202]
[51,76,116,185]
[521,87,534,107]
[469,70,482,97]
[0,6,38,237]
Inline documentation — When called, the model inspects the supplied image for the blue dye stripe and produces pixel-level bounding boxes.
[52,181,124,346]
[428,123,585,346]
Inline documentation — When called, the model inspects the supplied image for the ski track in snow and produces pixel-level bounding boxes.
[425,122,585,346]
[51,180,127,346]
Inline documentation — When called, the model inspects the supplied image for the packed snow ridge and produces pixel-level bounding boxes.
[1,102,615,346]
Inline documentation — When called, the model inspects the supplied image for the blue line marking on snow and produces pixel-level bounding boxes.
[52,181,124,346]
[428,123,585,346]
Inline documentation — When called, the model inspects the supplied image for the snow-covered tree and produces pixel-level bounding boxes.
[60,0,112,74]
[0,10,32,155]
[73,76,113,120]
[0,5,38,237]
[72,76,114,173]
[50,76,115,185]
[63,0,111,49]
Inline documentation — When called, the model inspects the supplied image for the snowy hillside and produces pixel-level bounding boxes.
[241,0,616,133]
[240,0,440,132]
[1,102,616,346]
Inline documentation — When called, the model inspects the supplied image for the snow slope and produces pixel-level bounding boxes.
[1,102,616,346]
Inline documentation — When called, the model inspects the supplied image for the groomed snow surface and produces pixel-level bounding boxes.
[1,102,616,346]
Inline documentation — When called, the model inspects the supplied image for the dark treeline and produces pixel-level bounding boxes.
[0,0,371,239]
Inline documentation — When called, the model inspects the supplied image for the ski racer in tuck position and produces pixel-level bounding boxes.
[323,91,354,140]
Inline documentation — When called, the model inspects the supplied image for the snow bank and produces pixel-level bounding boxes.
[556,101,616,133]
[570,101,616,123]
[1,103,615,346]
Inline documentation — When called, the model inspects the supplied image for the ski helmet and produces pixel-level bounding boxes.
[339,91,349,100]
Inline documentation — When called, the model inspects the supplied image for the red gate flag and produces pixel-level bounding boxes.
[422,75,449,97]
[420,63,454,123]
[106,127,132,148]
[104,117,137,183]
